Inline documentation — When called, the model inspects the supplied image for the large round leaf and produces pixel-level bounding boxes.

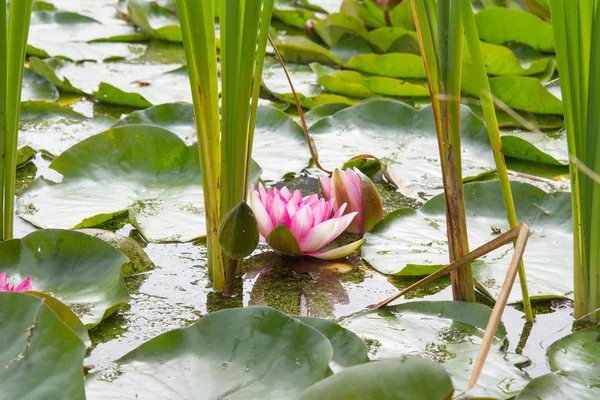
[0,292,86,400]
[363,180,573,302]
[18,125,210,242]
[341,301,530,399]
[301,357,454,400]
[309,99,495,192]
[295,316,370,370]
[85,306,334,399]
[547,326,600,372]
[19,101,115,156]
[516,367,600,400]
[0,230,129,327]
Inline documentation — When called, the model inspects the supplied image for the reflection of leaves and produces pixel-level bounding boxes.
[245,252,361,318]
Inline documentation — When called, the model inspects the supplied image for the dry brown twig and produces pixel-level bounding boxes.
[372,223,531,398]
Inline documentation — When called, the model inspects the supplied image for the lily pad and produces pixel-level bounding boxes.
[18,125,207,242]
[308,99,496,192]
[28,10,147,61]
[346,53,426,79]
[22,69,60,102]
[0,292,86,400]
[85,306,334,399]
[547,326,600,372]
[127,0,182,42]
[516,367,600,400]
[301,357,454,400]
[501,128,568,166]
[111,102,196,144]
[362,180,573,302]
[295,316,370,370]
[314,13,369,47]
[275,36,343,66]
[341,301,530,399]
[475,7,554,52]
[19,101,115,156]
[0,230,130,327]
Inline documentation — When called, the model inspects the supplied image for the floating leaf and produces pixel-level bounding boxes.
[0,292,86,400]
[309,99,495,192]
[301,357,454,400]
[0,230,130,327]
[127,0,182,42]
[363,180,573,302]
[547,326,600,372]
[516,367,600,400]
[85,307,334,399]
[342,301,529,399]
[275,36,342,66]
[501,128,568,166]
[475,7,554,52]
[22,68,59,102]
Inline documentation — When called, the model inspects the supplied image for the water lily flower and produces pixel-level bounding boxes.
[319,168,383,234]
[249,184,365,260]
[0,272,32,292]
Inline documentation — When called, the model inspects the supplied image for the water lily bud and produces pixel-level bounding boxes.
[375,0,403,11]
[320,168,383,234]
[248,184,365,260]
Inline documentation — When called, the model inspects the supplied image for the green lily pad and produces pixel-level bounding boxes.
[304,103,350,126]
[0,292,86,400]
[516,367,600,400]
[254,106,312,182]
[342,301,530,399]
[0,230,130,327]
[363,180,573,302]
[475,7,554,52]
[276,92,360,109]
[263,58,323,101]
[366,26,418,53]
[295,316,370,370]
[346,53,426,79]
[301,357,454,400]
[127,0,182,42]
[22,68,59,102]
[273,0,319,29]
[314,12,369,47]
[489,76,563,115]
[29,57,86,95]
[112,102,196,144]
[19,101,115,156]
[85,306,334,399]
[465,41,554,76]
[313,63,429,99]
[547,326,600,372]
[275,36,343,66]
[18,125,207,242]
[308,99,495,191]
[501,128,568,166]
[28,10,147,61]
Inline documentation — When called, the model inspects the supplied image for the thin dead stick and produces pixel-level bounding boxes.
[372,224,523,310]
[268,35,332,175]
[456,223,530,398]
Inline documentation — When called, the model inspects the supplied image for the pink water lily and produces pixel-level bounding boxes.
[0,272,32,292]
[249,184,365,260]
[320,168,383,234]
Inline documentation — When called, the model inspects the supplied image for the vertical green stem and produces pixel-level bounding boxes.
[412,0,475,302]
[0,0,7,241]
[460,0,534,321]
[4,0,33,239]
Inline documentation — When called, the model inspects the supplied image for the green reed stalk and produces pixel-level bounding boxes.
[0,1,7,240]
[459,0,534,321]
[550,0,600,320]
[178,0,273,292]
[176,0,224,289]
[411,0,475,302]
[2,0,34,240]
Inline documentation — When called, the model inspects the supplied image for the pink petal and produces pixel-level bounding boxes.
[305,238,366,260]
[346,169,363,212]
[270,193,288,227]
[286,199,299,220]
[249,188,274,238]
[302,194,320,207]
[15,276,32,292]
[258,183,269,207]
[299,219,340,252]
[280,186,292,201]
[319,176,332,199]
[291,190,303,204]
[0,272,7,290]
[332,203,347,219]
[331,211,358,238]
[290,204,314,241]
[311,199,329,225]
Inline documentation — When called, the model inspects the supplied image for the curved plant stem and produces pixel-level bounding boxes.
[459,0,534,322]
[268,35,332,176]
